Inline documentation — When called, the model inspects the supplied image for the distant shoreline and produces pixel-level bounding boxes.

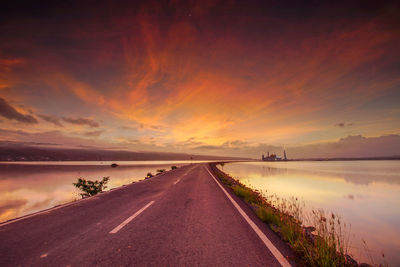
[214,157,400,165]
[284,156,400,161]
[0,156,399,163]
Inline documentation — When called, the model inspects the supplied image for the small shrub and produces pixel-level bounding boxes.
[156,169,166,175]
[221,177,232,186]
[256,206,281,226]
[216,172,232,186]
[281,223,300,245]
[73,177,109,198]
[232,185,256,204]
[146,172,153,179]
[171,166,178,170]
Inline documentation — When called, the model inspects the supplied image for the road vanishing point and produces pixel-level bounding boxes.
[0,163,294,266]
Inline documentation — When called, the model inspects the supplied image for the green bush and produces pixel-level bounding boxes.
[232,185,256,204]
[156,169,166,174]
[171,166,178,170]
[73,177,109,198]
[256,206,281,226]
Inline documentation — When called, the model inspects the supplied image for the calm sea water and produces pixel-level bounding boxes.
[219,160,400,266]
[0,161,209,223]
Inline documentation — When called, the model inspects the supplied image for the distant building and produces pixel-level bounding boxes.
[262,152,277,161]
[262,150,288,161]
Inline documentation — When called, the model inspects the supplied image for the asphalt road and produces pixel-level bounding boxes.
[0,163,294,266]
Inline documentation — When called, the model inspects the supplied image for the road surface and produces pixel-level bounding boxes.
[0,163,294,266]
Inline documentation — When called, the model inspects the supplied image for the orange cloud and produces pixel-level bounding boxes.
[63,15,398,147]
[1,1,399,155]
[0,58,25,91]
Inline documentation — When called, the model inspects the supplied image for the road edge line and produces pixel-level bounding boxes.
[205,167,291,267]
[109,201,155,234]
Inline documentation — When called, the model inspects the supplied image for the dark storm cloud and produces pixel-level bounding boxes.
[224,140,248,147]
[83,130,104,137]
[193,145,220,150]
[335,122,354,127]
[62,117,99,128]
[0,128,107,149]
[0,97,37,124]
[38,114,63,127]
[288,134,400,159]
[0,140,61,147]
[119,126,138,131]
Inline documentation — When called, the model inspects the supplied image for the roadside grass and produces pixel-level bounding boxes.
[216,172,232,186]
[211,163,359,267]
[145,166,178,180]
[256,206,282,227]
[156,169,166,175]
[232,185,258,204]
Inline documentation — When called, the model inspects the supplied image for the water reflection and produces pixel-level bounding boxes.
[224,161,400,185]
[220,160,400,266]
[0,161,196,223]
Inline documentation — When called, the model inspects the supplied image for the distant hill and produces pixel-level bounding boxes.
[0,143,248,161]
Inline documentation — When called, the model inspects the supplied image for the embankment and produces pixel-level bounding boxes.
[209,163,365,267]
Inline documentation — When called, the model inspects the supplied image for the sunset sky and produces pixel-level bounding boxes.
[1,0,399,158]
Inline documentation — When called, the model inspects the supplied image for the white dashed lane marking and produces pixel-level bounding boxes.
[109,201,155,234]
